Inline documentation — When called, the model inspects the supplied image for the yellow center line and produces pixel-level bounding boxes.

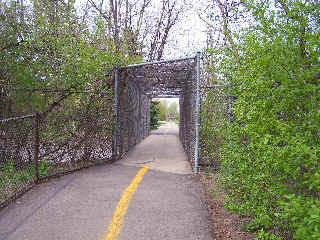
[103,165,150,240]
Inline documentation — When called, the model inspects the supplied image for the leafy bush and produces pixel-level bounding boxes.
[0,160,34,201]
[200,87,228,167]
[39,160,53,177]
[203,1,320,239]
[150,100,160,130]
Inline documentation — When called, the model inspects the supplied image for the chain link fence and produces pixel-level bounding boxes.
[0,87,114,207]
[199,54,234,170]
[1,54,225,207]
[114,57,200,169]
[200,86,229,169]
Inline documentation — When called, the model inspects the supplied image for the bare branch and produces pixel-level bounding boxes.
[88,0,108,20]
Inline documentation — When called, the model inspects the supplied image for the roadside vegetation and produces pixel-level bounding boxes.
[0,161,34,201]
[154,99,180,122]
[150,100,161,130]
[201,1,320,239]
[0,160,54,202]
[150,99,179,130]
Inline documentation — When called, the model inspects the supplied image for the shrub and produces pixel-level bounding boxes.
[203,1,320,238]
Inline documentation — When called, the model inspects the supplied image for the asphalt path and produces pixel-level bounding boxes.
[151,121,179,136]
[0,122,213,240]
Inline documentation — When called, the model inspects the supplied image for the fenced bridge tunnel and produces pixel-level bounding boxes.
[113,53,201,171]
[0,53,215,240]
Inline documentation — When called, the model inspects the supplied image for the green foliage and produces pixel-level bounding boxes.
[0,160,34,201]
[1,160,34,184]
[279,195,320,240]
[257,230,283,240]
[203,1,320,239]
[167,101,179,121]
[200,88,228,167]
[39,160,53,177]
[158,100,168,121]
[0,0,137,116]
[150,100,160,130]
[0,0,139,204]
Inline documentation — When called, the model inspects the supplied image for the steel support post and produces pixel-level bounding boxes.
[113,67,119,159]
[119,56,195,69]
[227,83,234,122]
[34,113,40,183]
[194,52,201,173]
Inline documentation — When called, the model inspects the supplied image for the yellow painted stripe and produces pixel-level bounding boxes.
[104,165,150,240]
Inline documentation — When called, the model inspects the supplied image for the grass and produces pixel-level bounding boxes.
[202,171,227,201]
[0,159,53,202]
[0,157,109,204]
[157,121,166,126]
[0,160,35,201]
[151,120,166,130]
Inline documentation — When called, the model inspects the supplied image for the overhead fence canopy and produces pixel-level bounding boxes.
[113,53,202,171]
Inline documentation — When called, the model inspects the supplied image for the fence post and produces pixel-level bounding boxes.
[113,67,119,159]
[34,113,40,183]
[227,83,234,122]
[194,52,201,173]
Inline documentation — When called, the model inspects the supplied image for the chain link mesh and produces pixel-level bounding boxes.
[1,56,213,206]
[200,86,229,169]
[199,54,233,168]
[0,87,114,205]
[115,58,198,167]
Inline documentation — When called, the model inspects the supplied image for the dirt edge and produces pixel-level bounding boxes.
[200,172,256,240]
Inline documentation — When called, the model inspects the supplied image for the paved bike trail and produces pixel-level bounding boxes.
[0,122,213,240]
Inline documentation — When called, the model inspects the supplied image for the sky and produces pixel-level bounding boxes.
[153,0,208,107]
[164,1,208,59]
[74,0,210,107]
[74,0,208,60]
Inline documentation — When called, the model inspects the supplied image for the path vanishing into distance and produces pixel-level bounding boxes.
[0,122,213,240]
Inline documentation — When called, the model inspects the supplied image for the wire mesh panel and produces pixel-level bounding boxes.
[0,86,114,206]
[198,54,235,169]
[37,90,114,175]
[0,117,35,167]
[179,63,197,167]
[115,69,151,158]
[0,116,36,203]
[200,86,229,168]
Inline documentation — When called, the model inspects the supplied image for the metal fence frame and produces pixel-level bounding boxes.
[0,53,204,209]
[0,114,40,182]
[113,53,202,172]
